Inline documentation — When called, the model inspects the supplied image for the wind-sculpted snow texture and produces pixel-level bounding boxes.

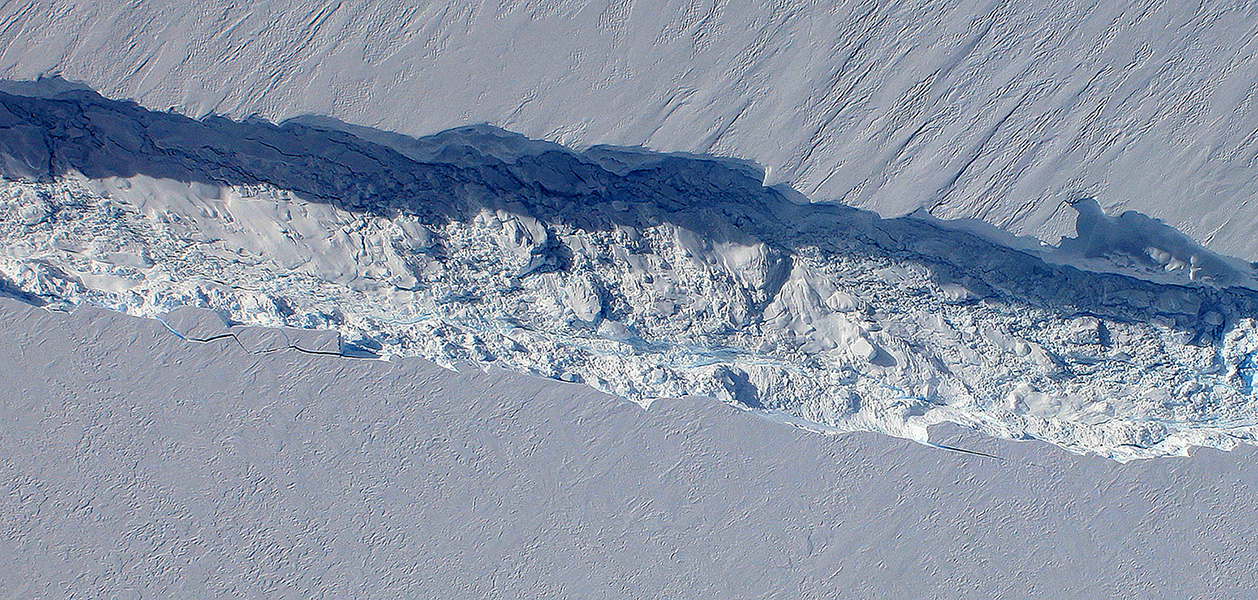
[4,299,1258,598]
[5,1,1258,259]
[4,87,1258,459]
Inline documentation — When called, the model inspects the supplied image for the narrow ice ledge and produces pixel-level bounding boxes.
[3,85,1258,460]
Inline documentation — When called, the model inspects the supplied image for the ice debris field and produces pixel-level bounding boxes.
[4,86,1258,460]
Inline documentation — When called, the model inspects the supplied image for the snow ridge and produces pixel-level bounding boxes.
[3,87,1258,460]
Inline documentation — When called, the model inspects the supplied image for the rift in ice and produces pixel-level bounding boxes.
[3,82,1258,460]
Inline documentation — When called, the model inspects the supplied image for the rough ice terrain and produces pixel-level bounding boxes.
[5,0,1258,259]
[4,85,1258,459]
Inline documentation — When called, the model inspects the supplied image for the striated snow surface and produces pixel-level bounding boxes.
[4,87,1258,460]
[5,1,1258,259]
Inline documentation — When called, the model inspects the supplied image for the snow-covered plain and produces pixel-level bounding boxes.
[5,0,1258,259]
[3,297,1258,598]
[4,85,1258,459]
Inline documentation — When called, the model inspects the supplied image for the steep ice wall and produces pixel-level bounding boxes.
[4,88,1258,460]
[3,1,1258,258]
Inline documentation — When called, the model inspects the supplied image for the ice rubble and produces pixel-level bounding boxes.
[3,89,1258,460]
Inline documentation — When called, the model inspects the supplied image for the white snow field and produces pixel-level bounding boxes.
[1,297,1257,598]
[4,85,1258,459]
[5,1,1258,258]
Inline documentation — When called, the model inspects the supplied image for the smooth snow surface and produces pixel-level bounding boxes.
[5,87,1258,459]
[5,1,1258,258]
[4,298,1258,598]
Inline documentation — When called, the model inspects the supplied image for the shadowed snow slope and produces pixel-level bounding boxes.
[5,1,1258,259]
[6,86,1258,459]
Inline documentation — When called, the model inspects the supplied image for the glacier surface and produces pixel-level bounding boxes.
[5,0,1258,259]
[4,86,1258,459]
[4,297,1258,598]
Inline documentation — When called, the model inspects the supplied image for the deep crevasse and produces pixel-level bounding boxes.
[3,89,1258,460]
